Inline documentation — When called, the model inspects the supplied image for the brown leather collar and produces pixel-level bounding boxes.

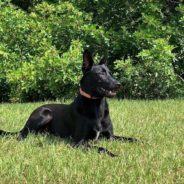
[79,88,99,99]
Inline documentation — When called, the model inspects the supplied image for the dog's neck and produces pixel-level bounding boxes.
[75,88,105,118]
[79,88,99,99]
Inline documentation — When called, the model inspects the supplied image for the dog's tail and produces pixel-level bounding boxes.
[0,129,19,136]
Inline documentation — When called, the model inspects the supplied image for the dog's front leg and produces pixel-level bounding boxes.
[101,132,140,143]
[110,135,140,143]
[73,139,86,148]
[72,126,117,157]
[72,123,89,147]
[102,115,140,143]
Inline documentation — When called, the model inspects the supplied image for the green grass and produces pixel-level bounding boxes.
[0,100,184,184]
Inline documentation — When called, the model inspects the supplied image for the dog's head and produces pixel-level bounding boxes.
[80,50,120,98]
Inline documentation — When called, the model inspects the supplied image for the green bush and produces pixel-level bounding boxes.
[0,44,9,101]
[0,3,52,62]
[0,0,183,102]
[115,39,184,99]
[7,40,83,102]
[0,43,20,101]
[33,2,89,53]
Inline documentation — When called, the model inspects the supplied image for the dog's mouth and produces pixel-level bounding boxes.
[98,88,118,97]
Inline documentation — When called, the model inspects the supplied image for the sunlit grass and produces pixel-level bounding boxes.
[0,100,184,184]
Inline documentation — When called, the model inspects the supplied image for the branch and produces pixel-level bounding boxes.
[177,74,184,82]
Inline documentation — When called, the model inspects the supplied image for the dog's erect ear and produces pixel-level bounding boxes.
[99,56,107,65]
[82,50,94,73]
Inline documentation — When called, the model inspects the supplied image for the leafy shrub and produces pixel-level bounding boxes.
[7,40,83,102]
[0,3,52,63]
[115,39,184,99]
[33,2,89,53]
[0,43,21,102]
[0,0,183,102]
[0,45,9,101]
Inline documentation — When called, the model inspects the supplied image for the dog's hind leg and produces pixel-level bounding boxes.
[17,107,53,140]
[73,139,117,157]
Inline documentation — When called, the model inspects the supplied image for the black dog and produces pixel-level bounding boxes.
[0,50,138,156]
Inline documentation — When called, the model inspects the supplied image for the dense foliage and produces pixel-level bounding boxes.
[0,0,183,102]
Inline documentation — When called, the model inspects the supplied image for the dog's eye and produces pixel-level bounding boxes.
[100,69,107,75]
[100,71,106,75]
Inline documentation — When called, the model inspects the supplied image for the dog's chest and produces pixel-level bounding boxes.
[88,128,101,141]
[89,119,109,140]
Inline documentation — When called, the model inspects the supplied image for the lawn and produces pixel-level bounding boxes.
[0,100,183,184]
